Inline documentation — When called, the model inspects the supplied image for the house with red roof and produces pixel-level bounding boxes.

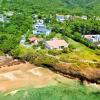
[45,38,68,49]
[28,37,39,44]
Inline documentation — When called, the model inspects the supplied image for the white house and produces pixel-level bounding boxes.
[45,38,68,49]
[34,23,45,29]
[97,44,100,47]
[4,11,14,17]
[96,17,100,21]
[84,35,100,43]
[0,14,4,22]
[33,19,51,35]
[33,27,51,35]
[65,15,73,20]
[81,16,88,20]
[56,14,65,22]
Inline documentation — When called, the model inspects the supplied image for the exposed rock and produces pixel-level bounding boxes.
[51,62,100,84]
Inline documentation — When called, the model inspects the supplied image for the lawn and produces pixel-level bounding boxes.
[0,83,100,100]
[59,37,100,64]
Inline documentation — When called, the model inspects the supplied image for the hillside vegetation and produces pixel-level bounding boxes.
[1,0,100,15]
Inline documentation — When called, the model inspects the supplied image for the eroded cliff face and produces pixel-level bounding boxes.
[52,62,100,84]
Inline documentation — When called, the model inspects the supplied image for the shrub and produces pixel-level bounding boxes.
[31,54,58,66]
[95,50,100,55]
[48,50,62,56]
[68,44,76,49]
[62,48,72,53]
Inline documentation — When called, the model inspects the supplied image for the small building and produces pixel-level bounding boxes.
[45,38,68,49]
[97,44,100,47]
[36,19,44,24]
[20,35,26,44]
[81,16,87,20]
[28,37,39,44]
[34,22,45,29]
[33,27,51,35]
[56,14,65,22]
[84,35,100,42]
[96,17,100,21]
[4,11,14,17]
[65,15,73,20]
[33,19,51,35]
[0,14,4,22]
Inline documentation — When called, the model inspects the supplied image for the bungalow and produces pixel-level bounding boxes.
[56,14,65,22]
[45,38,68,49]
[84,35,100,42]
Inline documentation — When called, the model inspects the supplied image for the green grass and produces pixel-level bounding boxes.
[59,37,100,63]
[0,83,100,100]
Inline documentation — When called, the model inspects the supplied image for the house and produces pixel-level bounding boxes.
[36,19,44,24]
[97,44,100,47]
[33,27,51,35]
[4,11,14,16]
[20,35,26,44]
[56,14,65,22]
[96,17,100,21]
[33,19,51,35]
[28,37,39,44]
[34,23,45,29]
[65,15,73,20]
[84,35,100,42]
[81,16,87,20]
[45,38,68,49]
[0,14,4,22]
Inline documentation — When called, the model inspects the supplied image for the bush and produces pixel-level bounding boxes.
[95,50,100,55]
[31,54,58,66]
[68,44,76,49]
[62,48,72,53]
[48,50,62,56]
[11,45,35,61]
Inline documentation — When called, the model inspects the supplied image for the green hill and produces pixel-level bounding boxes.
[1,0,100,15]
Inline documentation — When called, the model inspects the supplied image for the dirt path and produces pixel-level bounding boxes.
[0,60,72,92]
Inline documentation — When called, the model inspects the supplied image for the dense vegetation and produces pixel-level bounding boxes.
[0,0,100,57]
[1,0,100,15]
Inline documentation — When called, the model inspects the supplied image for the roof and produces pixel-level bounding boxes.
[29,37,38,42]
[56,14,64,19]
[84,35,93,40]
[46,39,68,48]
[84,35,100,39]
[36,27,50,33]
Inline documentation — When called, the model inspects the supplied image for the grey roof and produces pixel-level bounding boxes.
[36,27,50,32]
